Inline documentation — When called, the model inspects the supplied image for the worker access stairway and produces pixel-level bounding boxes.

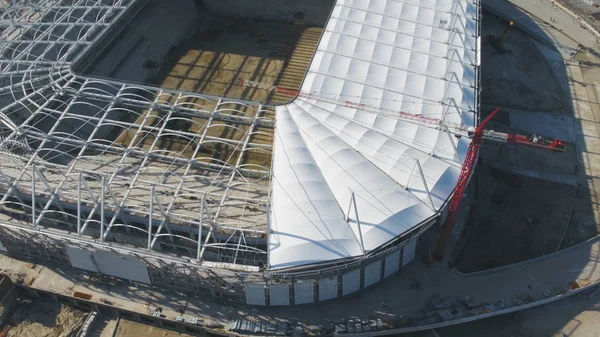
[269,27,323,105]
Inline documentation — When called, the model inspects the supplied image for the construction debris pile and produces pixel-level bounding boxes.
[5,298,86,337]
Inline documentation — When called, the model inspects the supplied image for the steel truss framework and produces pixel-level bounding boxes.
[0,0,480,286]
[0,223,249,302]
[0,209,439,302]
[0,0,275,269]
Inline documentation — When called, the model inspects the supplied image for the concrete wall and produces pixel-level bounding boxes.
[71,0,150,75]
[201,0,335,26]
[74,0,198,84]
[91,0,198,83]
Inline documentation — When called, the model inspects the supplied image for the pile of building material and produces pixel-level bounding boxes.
[5,298,86,337]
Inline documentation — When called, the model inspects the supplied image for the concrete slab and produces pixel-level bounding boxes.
[98,318,119,337]
[578,120,600,137]
[484,0,599,47]
[579,134,600,154]
[480,12,567,112]
[455,149,576,271]
[490,162,578,185]
[495,0,600,237]
[483,0,556,47]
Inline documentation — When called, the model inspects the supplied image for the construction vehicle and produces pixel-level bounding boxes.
[489,20,514,53]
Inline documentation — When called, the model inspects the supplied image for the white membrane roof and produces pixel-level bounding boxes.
[268,0,480,269]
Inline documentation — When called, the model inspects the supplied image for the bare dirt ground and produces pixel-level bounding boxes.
[114,319,194,337]
[106,17,321,169]
[154,17,319,105]
[5,298,86,337]
[110,101,274,168]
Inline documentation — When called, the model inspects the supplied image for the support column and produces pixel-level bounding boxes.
[77,172,82,235]
[100,176,105,242]
[31,162,36,227]
[148,185,154,251]
[416,160,436,210]
[196,196,204,261]
[351,192,366,254]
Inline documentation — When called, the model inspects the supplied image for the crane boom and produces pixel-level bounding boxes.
[432,108,501,261]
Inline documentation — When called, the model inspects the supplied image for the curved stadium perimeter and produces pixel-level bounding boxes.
[0,0,480,305]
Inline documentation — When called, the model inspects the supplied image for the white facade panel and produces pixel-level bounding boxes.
[0,239,6,253]
[318,277,338,301]
[363,260,381,288]
[402,239,418,267]
[269,284,290,306]
[245,284,266,306]
[294,281,315,305]
[342,269,361,296]
[66,246,98,272]
[384,251,400,278]
[92,251,151,284]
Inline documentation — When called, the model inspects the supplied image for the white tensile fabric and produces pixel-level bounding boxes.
[269,0,479,269]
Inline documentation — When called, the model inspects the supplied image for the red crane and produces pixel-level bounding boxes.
[432,108,567,261]
[432,108,501,261]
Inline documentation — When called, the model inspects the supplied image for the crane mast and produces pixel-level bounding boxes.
[432,108,499,261]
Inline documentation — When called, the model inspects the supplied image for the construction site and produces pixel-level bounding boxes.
[0,0,479,304]
[1,0,600,336]
[76,0,328,105]
[454,10,589,273]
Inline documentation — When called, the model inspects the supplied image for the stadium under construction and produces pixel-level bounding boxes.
[0,0,480,306]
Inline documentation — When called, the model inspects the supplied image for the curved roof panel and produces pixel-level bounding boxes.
[269,107,364,269]
[268,0,479,269]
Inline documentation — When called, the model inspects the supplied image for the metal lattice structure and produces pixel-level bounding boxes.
[0,0,273,269]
